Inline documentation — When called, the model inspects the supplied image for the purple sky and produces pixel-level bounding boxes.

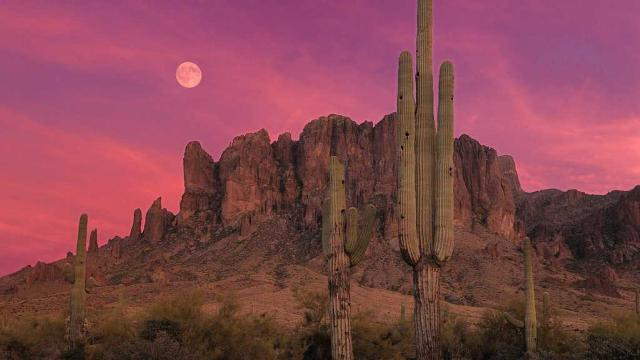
[1,0,639,276]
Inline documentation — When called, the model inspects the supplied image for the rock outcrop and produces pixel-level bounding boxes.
[179,142,218,224]
[173,114,520,244]
[499,155,522,194]
[218,129,280,226]
[581,265,621,297]
[143,198,174,243]
[129,208,142,241]
[26,261,66,286]
[88,229,98,253]
[454,135,519,240]
[5,112,639,302]
[518,186,640,265]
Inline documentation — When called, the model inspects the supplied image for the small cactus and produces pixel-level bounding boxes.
[68,214,88,350]
[322,156,376,360]
[524,237,537,358]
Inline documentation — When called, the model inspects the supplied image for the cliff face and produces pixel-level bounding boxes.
[176,114,521,247]
[9,113,638,293]
[518,186,640,265]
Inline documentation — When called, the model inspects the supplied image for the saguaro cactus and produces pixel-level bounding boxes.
[68,214,88,350]
[395,0,455,357]
[524,237,537,358]
[322,156,376,360]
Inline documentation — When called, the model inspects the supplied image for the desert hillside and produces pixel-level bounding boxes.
[1,114,639,333]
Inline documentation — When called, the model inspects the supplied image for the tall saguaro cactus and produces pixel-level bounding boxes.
[395,0,455,357]
[322,156,376,360]
[68,214,88,350]
[524,237,538,358]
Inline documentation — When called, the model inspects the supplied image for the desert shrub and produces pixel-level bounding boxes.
[351,310,414,359]
[91,331,193,360]
[143,288,206,336]
[91,289,284,359]
[284,289,413,359]
[0,312,66,359]
[537,297,583,359]
[470,300,527,360]
[91,302,135,344]
[583,313,640,359]
[280,288,331,359]
[194,295,284,359]
[466,298,582,360]
[441,309,475,360]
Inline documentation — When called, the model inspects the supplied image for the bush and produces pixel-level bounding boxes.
[284,289,413,359]
[194,295,284,359]
[584,313,640,359]
[351,310,414,359]
[462,297,583,360]
[92,289,284,360]
[0,312,67,359]
[441,309,475,360]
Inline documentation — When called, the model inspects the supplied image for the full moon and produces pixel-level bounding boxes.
[176,61,202,88]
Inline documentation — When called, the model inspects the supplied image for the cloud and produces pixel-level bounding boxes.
[0,107,182,275]
[1,0,639,276]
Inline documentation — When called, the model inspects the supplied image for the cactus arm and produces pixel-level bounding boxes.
[346,204,376,267]
[504,312,525,328]
[415,0,436,256]
[433,61,455,264]
[322,197,332,257]
[345,207,359,254]
[397,51,421,267]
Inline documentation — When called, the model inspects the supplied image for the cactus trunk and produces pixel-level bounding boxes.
[68,214,88,350]
[415,0,435,256]
[524,237,537,358]
[413,263,441,358]
[322,157,376,360]
[396,1,455,358]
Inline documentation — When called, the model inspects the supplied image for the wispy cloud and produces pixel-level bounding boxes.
[0,0,639,275]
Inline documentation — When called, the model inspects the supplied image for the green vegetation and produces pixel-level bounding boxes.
[2,290,639,359]
[584,313,640,359]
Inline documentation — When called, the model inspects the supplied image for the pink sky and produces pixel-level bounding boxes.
[1,0,639,275]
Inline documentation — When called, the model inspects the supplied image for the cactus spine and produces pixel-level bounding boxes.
[524,237,537,358]
[396,0,455,358]
[322,156,376,360]
[68,214,88,350]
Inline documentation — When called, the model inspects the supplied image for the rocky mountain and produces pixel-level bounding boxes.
[172,114,521,246]
[2,114,638,325]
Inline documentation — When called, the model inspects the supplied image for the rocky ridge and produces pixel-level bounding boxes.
[2,113,639,312]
